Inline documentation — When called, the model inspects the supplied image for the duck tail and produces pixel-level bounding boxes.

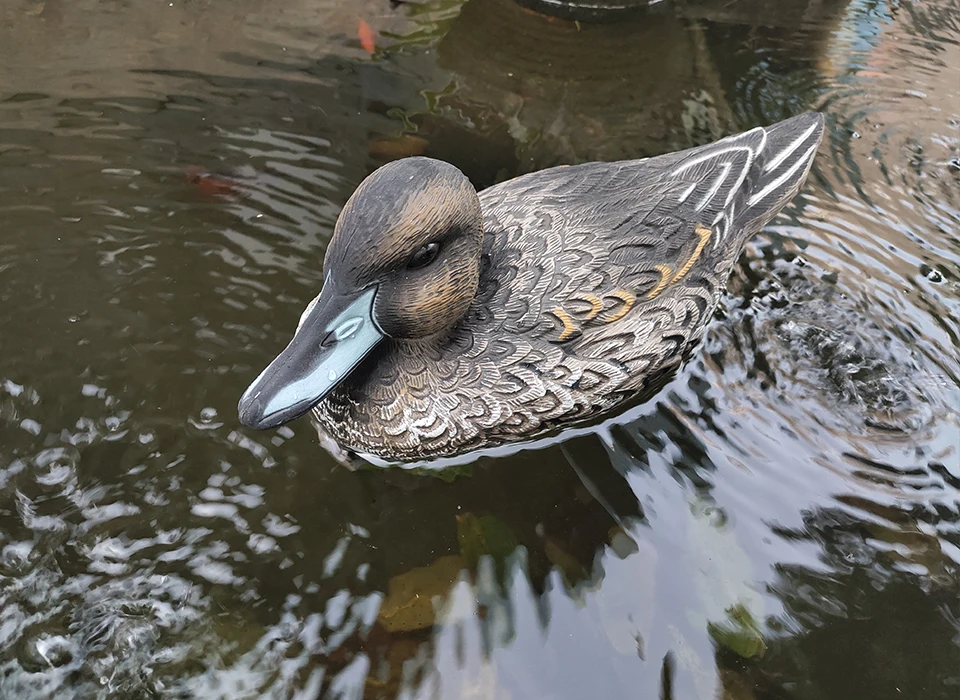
[737,112,825,233]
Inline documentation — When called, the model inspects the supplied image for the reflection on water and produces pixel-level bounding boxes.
[1,0,958,697]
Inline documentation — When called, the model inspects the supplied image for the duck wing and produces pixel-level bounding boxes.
[477,113,825,359]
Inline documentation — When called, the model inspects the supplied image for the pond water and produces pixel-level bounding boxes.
[1,0,958,697]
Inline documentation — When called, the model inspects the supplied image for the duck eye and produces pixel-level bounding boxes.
[407,241,441,270]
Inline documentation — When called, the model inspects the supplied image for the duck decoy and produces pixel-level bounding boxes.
[238,112,825,465]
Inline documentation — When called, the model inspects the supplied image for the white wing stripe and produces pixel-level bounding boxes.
[747,143,819,207]
[696,162,731,211]
[677,182,697,203]
[762,121,819,174]
[724,128,767,207]
[672,145,752,177]
[671,128,767,214]
[711,214,729,249]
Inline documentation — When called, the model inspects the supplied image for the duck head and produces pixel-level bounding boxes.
[237,157,483,430]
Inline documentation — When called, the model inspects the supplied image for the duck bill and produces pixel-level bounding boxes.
[237,285,383,430]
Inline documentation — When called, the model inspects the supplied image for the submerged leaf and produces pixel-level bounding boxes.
[707,603,767,659]
[377,555,465,632]
[544,537,588,586]
[687,495,767,659]
[456,513,518,570]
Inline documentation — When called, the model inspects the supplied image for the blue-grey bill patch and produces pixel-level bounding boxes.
[237,286,382,430]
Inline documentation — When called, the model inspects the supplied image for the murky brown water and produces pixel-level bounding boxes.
[1,0,958,698]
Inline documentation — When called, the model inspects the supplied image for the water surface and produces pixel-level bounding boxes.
[1,0,958,698]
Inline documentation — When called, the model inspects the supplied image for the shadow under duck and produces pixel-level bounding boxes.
[238,112,825,465]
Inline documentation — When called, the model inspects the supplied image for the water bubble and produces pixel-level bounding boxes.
[34,446,79,471]
[1,541,39,575]
[18,631,75,671]
[189,406,223,431]
[920,264,943,283]
[700,504,730,528]
[35,463,74,487]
